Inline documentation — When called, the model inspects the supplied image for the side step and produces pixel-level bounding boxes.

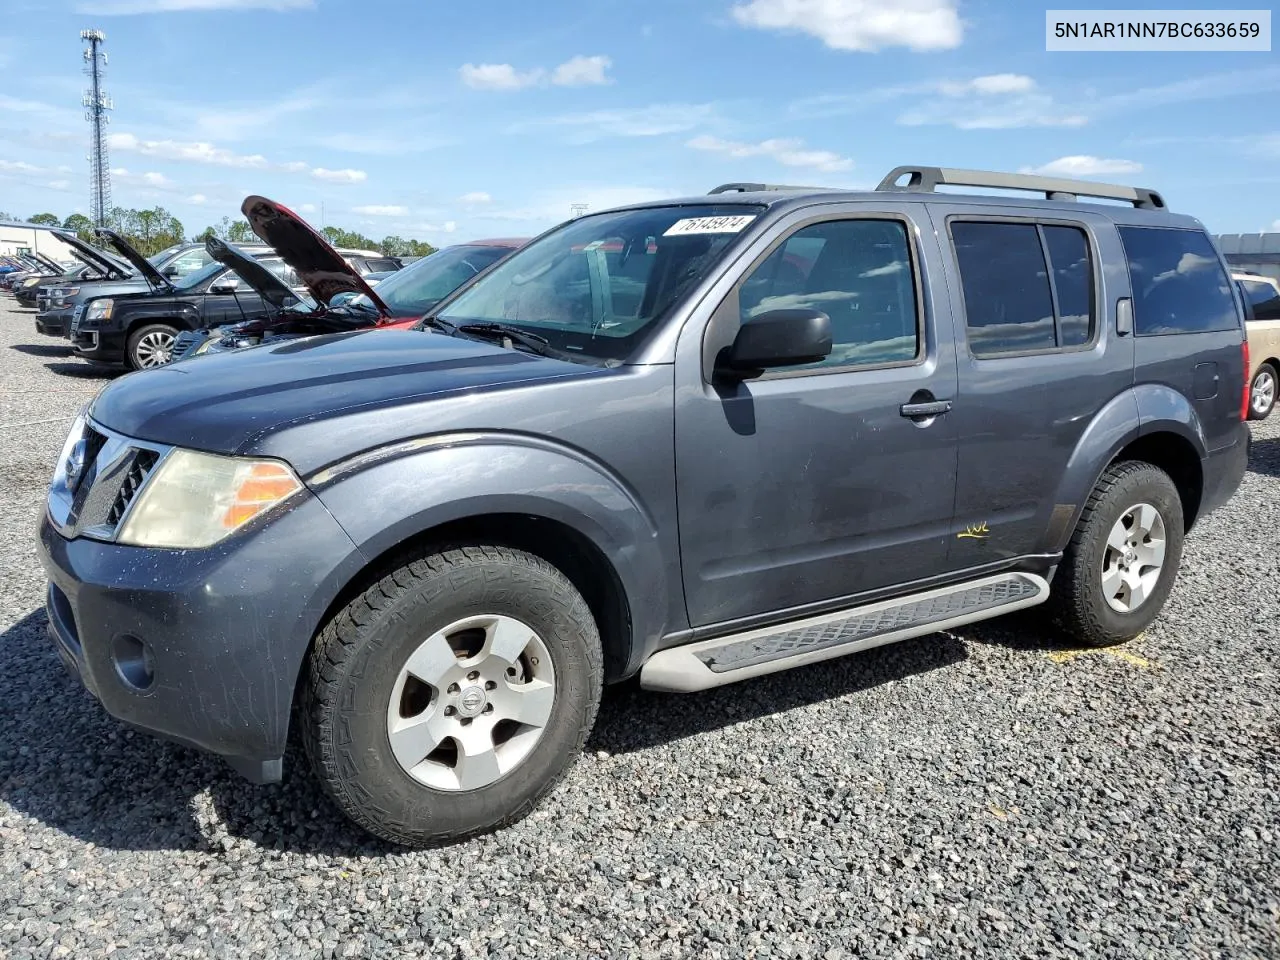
[640,572,1050,693]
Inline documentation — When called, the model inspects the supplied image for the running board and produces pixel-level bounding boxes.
[640,572,1050,693]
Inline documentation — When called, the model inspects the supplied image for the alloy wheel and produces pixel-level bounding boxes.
[134,330,175,368]
[1252,368,1275,417]
[386,614,557,791]
[1101,502,1167,614]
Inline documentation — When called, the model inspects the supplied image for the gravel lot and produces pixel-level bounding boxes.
[1,298,1277,959]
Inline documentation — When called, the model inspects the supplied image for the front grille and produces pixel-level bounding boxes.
[105,449,159,526]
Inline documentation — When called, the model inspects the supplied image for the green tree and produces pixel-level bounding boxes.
[62,214,94,243]
[195,226,218,243]
[227,220,254,244]
[379,235,407,257]
[28,212,59,226]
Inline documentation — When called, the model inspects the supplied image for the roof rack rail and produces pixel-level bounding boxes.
[708,182,837,195]
[875,165,1167,211]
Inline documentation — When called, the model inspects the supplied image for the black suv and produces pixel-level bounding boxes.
[69,229,287,369]
[38,166,1249,847]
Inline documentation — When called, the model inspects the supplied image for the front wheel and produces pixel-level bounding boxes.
[1048,461,1185,647]
[301,546,603,847]
[126,323,179,370]
[1249,362,1277,420]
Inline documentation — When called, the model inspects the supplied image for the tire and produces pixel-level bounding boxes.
[126,323,179,370]
[1248,362,1277,421]
[301,545,603,847]
[1048,461,1184,647]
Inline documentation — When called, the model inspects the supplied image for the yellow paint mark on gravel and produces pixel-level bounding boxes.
[1045,639,1155,669]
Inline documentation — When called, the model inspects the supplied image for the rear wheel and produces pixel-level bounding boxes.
[1049,461,1184,647]
[126,323,179,370]
[1249,362,1277,420]
[301,545,603,847]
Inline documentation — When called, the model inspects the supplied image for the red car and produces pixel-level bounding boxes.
[173,195,526,359]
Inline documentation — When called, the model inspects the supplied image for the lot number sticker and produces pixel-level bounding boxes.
[663,215,757,236]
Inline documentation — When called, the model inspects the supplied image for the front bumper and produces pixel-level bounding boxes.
[35,309,71,337]
[37,489,368,781]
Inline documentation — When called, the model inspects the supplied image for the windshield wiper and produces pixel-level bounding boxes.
[417,314,461,336]
[455,321,557,357]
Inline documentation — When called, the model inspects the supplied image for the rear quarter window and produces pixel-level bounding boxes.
[1118,227,1239,335]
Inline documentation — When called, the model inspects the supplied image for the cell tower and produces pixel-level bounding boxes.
[81,29,112,227]
[570,203,589,218]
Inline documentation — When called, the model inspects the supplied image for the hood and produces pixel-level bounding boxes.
[55,231,134,280]
[89,329,592,458]
[205,236,301,308]
[94,227,172,291]
[31,252,65,273]
[241,195,390,317]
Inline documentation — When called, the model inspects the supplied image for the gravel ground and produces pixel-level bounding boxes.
[1,299,1277,959]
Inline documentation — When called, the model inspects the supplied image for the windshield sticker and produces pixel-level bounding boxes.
[663,215,757,237]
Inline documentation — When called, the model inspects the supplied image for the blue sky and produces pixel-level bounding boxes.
[1,0,1278,245]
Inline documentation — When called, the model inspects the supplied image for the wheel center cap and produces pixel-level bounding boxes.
[456,685,487,719]
[1123,548,1137,565]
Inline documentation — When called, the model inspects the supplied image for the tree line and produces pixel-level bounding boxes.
[9,208,437,260]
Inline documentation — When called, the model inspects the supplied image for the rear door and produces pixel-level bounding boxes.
[929,205,1134,566]
[1119,226,1245,451]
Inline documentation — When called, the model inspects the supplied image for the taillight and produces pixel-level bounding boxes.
[1241,340,1251,421]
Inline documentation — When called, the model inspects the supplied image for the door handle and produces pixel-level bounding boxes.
[900,399,952,418]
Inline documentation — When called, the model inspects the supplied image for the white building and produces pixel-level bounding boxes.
[0,221,78,263]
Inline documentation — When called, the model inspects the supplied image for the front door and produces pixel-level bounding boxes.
[675,207,960,628]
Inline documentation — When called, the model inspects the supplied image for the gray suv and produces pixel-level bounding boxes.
[37,166,1250,847]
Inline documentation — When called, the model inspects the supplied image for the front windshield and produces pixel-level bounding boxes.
[356,243,515,315]
[438,204,762,363]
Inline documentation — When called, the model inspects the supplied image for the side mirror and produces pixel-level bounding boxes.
[717,308,832,379]
[209,278,239,294]
[163,265,180,278]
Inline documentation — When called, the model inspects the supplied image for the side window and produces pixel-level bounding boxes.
[736,218,919,370]
[952,221,1097,357]
[1118,227,1238,335]
[168,250,210,278]
[1242,279,1280,321]
[1043,226,1093,347]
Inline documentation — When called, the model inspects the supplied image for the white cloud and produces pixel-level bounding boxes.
[1019,156,1143,178]
[688,134,852,172]
[939,73,1036,96]
[108,132,269,168]
[142,171,171,186]
[731,0,962,52]
[460,63,544,91]
[458,191,492,205]
[188,193,208,204]
[47,180,71,191]
[551,55,612,87]
[299,203,317,213]
[899,75,1088,129]
[526,103,717,141]
[463,55,613,91]
[1273,219,1280,231]
[352,204,408,216]
[312,167,367,184]
[76,0,313,13]
[0,159,41,174]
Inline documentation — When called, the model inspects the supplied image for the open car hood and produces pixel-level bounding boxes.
[31,252,65,273]
[54,231,134,280]
[94,227,172,291]
[241,195,390,317]
[205,236,303,309]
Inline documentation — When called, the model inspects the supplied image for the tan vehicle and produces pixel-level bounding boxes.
[1235,272,1280,420]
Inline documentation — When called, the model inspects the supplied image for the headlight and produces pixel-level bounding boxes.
[60,286,80,298]
[116,449,303,548]
[84,299,113,321]
[193,338,214,355]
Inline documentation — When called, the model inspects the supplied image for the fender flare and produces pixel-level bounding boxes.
[1045,384,1207,553]
[306,431,669,677]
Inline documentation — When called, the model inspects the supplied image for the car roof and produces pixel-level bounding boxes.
[588,165,1203,231]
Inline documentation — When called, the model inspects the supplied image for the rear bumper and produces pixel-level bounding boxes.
[1199,421,1250,520]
